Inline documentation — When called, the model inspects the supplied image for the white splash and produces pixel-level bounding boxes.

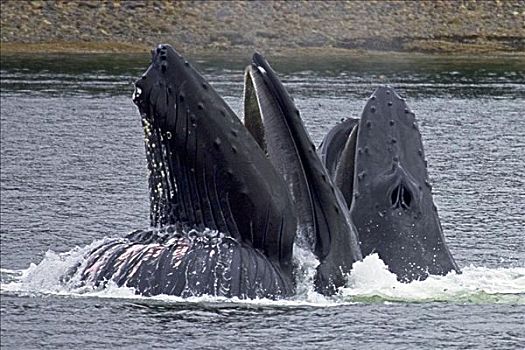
[1,240,524,306]
[341,254,525,303]
[1,237,117,295]
[292,244,330,304]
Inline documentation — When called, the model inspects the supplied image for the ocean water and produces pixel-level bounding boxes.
[1,53,524,349]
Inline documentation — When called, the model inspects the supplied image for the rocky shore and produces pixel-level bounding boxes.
[1,0,524,56]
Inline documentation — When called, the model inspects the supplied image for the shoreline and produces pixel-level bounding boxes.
[3,41,525,59]
[1,1,524,57]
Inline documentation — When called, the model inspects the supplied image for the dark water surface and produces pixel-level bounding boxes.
[1,53,524,349]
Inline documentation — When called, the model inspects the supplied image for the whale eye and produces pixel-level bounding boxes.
[391,184,412,210]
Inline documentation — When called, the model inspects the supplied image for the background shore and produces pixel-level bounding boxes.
[1,0,524,56]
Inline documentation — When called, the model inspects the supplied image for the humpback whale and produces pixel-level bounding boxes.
[64,44,459,298]
[320,87,460,282]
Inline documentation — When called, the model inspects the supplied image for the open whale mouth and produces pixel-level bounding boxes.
[243,54,320,250]
[127,46,362,296]
[243,60,268,154]
[242,52,362,294]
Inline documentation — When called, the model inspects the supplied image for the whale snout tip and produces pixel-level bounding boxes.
[149,44,183,67]
[373,85,394,95]
[251,51,272,73]
[369,85,405,103]
[251,51,265,64]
